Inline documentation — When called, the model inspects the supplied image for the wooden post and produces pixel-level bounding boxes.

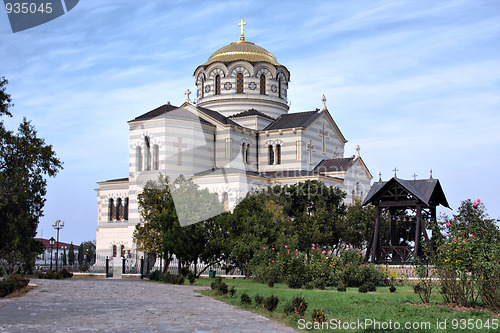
[372,205,381,263]
[415,204,422,259]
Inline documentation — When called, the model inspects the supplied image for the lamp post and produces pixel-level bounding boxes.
[52,219,64,271]
[49,237,55,271]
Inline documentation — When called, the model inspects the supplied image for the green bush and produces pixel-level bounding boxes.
[210,277,222,290]
[161,272,184,285]
[0,274,29,297]
[292,295,308,317]
[254,294,264,306]
[263,295,279,312]
[229,286,236,298]
[240,293,252,305]
[304,281,314,290]
[337,284,346,292]
[390,285,397,293]
[186,271,196,284]
[283,301,294,316]
[287,274,303,289]
[358,282,376,293]
[313,278,326,290]
[217,282,228,295]
[149,270,162,281]
[432,199,500,311]
[312,308,327,323]
[79,263,90,272]
[60,269,73,278]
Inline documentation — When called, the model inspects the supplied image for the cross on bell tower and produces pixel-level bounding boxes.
[184,89,191,103]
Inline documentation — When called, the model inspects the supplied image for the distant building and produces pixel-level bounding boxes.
[34,238,79,267]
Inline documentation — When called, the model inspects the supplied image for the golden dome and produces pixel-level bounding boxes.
[204,40,279,66]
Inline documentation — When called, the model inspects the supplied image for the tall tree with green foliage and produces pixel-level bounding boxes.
[78,240,96,264]
[134,174,225,275]
[68,243,75,265]
[0,77,63,273]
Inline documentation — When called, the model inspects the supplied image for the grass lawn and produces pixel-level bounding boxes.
[192,278,499,332]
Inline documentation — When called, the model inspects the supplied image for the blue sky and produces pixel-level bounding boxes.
[1,0,499,245]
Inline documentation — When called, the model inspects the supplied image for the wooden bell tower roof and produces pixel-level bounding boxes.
[362,177,450,209]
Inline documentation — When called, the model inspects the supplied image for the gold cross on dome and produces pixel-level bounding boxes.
[239,19,246,41]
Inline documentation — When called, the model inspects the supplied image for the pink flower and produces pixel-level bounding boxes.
[453,238,456,241]
[268,263,271,265]
[285,245,287,248]
[326,257,329,259]
[458,230,461,233]
[263,247,266,250]
[322,251,326,254]
[477,199,481,203]
[272,260,274,263]
[446,222,451,227]
[473,202,477,207]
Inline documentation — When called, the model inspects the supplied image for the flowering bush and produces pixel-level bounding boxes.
[433,199,500,310]
[250,244,388,288]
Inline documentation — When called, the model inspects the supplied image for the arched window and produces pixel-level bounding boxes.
[276,144,281,164]
[215,75,221,95]
[153,145,159,170]
[260,74,266,94]
[109,199,115,221]
[222,192,229,211]
[136,146,142,171]
[112,245,117,257]
[120,245,125,257]
[117,198,124,220]
[246,144,250,164]
[241,143,246,163]
[237,73,244,93]
[145,137,151,171]
[278,77,282,98]
[201,78,205,98]
[268,145,274,165]
[124,198,129,220]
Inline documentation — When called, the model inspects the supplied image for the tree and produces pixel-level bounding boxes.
[78,240,96,264]
[68,243,75,265]
[134,174,225,275]
[0,77,63,273]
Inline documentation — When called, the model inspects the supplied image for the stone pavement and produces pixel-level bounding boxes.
[0,278,298,333]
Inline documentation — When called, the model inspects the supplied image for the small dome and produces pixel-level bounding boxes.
[204,41,279,66]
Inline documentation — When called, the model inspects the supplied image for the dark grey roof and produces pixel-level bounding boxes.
[193,167,343,181]
[131,104,179,122]
[101,177,129,183]
[130,104,216,126]
[229,109,275,121]
[264,110,320,130]
[195,105,239,126]
[313,158,355,173]
[362,177,450,208]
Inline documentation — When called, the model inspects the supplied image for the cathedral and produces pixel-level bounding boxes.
[95,21,373,260]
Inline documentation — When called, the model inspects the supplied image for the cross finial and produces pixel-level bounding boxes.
[320,95,327,112]
[184,89,191,102]
[239,19,246,41]
[379,172,382,182]
[355,145,360,158]
[413,173,418,181]
[430,169,433,179]
[393,167,398,177]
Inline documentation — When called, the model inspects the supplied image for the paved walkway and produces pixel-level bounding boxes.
[0,279,297,333]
